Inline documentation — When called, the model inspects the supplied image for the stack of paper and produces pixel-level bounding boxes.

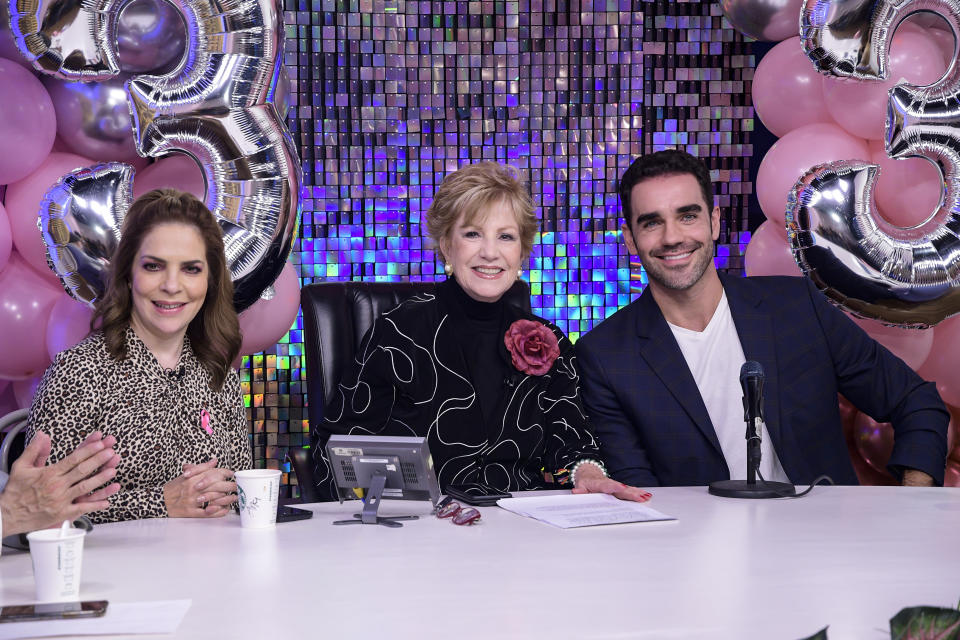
[497,493,677,528]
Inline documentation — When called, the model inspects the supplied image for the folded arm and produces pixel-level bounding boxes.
[807,279,949,485]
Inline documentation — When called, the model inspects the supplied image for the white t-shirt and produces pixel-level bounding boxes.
[668,292,790,483]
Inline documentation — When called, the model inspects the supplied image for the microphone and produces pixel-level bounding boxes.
[708,360,796,499]
[740,361,764,484]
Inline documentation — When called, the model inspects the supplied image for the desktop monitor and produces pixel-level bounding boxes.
[325,434,441,527]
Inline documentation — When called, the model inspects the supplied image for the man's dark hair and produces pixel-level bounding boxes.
[618,149,714,225]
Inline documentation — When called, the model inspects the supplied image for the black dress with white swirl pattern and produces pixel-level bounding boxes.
[313,278,601,499]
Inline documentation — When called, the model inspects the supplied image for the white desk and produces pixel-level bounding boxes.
[1,486,958,639]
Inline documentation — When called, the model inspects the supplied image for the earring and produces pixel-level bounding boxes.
[444,263,453,276]
[517,268,523,279]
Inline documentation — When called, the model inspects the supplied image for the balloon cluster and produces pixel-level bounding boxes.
[721,0,960,485]
[0,0,301,412]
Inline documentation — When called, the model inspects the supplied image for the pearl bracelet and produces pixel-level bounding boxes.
[570,458,608,486]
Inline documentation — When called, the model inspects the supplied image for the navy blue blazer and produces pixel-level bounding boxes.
[575,274,949,487]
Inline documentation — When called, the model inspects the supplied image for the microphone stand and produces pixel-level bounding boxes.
[709,411,796,499]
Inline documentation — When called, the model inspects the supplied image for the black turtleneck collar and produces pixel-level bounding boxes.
[437,276,504,327]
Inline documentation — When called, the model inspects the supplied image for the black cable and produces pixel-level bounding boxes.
[756,469,835,498]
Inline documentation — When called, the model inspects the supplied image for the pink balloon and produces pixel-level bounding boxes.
[238,262,301,356]
[51,137,72,153]
[0,253,62,379]
[849,315,934,371]
[13,376,42,410]
[133,154,205,200]
[917,315,960,407]
[752,37,835,137]
[898,17,957,75]
[843,408,897,486]
[853,412,895,477]
[823,29,947,140]
[0,58,56,185]
[0,201,11,273]
[946,459,960,488]
[868,139,942,228]
[838,395,857,432]
[744,220,800,276]
[5,151,94,283]
[946,399,960,488]
[925,27,956,67]
[719,0,803,42]
[45,295,93,359]
[756,123,870,228]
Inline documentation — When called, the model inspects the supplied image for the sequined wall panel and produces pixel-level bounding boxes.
[242,0,754,496]
[636,0,754,289]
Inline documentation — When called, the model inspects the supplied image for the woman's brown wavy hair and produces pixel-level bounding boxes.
[91,188,241,390]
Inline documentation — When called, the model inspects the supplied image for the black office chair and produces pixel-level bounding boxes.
[0,409,29,475]
[290,280,531,502]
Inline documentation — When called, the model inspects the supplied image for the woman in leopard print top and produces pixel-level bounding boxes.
[27,189,252,524]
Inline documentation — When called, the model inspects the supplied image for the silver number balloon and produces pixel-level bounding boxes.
[719,0,805,42]
[7,0,123,79]
[125,0,301,311]
[41,163,131,304]
[21,0,301,311]
[115,0,186,75]
[788,0,960,326]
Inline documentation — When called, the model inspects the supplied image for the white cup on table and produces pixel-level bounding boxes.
[235,469,281,528]
[26,527,86,602]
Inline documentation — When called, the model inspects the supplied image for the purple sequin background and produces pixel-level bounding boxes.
[242,0,755,496]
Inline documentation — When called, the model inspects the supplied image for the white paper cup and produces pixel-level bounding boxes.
[236,469,281,528]
[26,528,86,602]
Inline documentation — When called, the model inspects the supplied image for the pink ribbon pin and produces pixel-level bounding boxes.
[201,409,212,435]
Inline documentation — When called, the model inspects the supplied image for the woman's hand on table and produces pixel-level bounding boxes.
[0,431,121,537]
[571,463,652,503]
[163,457,238,518]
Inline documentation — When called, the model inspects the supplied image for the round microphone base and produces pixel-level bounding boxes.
[708,479,796,499]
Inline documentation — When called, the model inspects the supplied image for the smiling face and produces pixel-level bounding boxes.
[622,172,720,295]
[129,222,209,350]
[440,199,524,303]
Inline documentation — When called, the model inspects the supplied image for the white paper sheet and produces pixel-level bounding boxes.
[497,493,677,528]
[0,599,192,639]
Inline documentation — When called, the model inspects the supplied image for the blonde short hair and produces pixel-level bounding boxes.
[426,162,537,263]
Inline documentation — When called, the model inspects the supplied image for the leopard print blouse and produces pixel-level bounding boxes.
[26,328,252,524]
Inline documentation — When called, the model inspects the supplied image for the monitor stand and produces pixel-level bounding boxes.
[332,471,420,528]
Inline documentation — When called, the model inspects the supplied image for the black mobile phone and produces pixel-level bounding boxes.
[0,600,108,623]
[276,505,313,523]
[445,483,512,506]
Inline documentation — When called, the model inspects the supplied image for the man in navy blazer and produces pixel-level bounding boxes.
[575,150,949,488]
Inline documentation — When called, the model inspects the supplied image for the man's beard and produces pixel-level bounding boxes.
[641,239,714,291]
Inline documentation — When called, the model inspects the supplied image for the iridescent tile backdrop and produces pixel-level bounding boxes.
[241,0,755,496]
